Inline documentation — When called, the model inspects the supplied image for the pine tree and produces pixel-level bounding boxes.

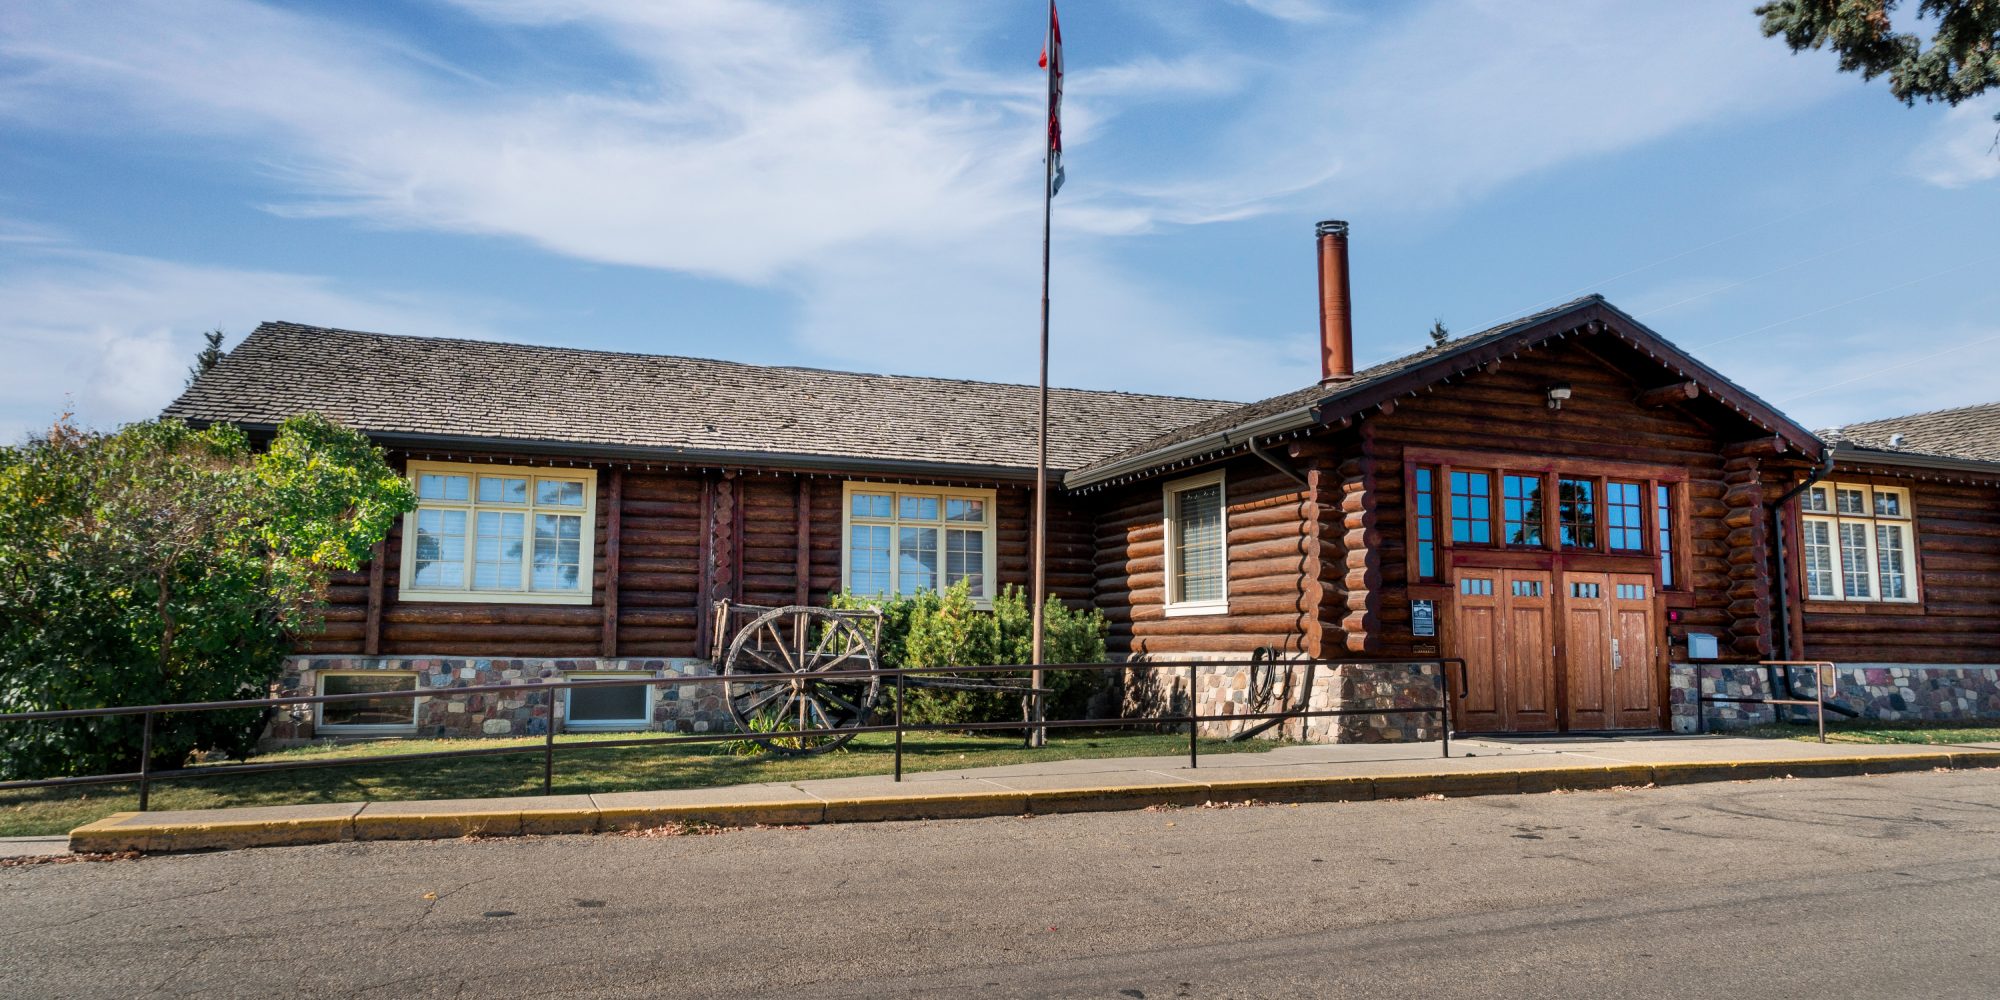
[1429,320,1449,347]
[1757,0,2000,125]
[186,330,225,387]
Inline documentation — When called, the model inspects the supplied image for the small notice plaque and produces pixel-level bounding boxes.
[1412,599,1436,638]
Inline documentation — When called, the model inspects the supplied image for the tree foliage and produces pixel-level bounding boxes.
[1758,0,2000,121]
[185,330,226,387]
[0,415,414,779]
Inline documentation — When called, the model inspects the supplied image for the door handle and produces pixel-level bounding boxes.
[1611,638,1621,671]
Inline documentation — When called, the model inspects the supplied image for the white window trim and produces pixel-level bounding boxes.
[562,672,655,731]
[398,460,597,605]
[1163,470,1229,617]
[1801,482,1919,604]
[839,482,999,607]
[314,671,420,735]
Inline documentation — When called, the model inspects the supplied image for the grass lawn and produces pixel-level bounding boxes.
[0,729,1279,838]
[1731,719,2000,747]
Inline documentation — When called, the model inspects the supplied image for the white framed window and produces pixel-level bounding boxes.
[1163,470,1228,616]
[563,673,653,731]
[316,671,420,735]
[840,483,997,603]
[399,461,596,605]
[1800,482,1917,603]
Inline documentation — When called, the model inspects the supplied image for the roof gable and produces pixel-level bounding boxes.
[1065,296,1823,489]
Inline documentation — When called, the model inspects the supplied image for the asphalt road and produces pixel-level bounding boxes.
[4,770,1998,999]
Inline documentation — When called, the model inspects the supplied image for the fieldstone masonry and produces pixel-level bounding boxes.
[1123,655,1445,744]
[1670,662,2000,733]
[263,655,733,746]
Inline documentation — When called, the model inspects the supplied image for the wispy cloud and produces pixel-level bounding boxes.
[0,235,499,442]
[1909,95,2000,188]
[0,0,1851,415]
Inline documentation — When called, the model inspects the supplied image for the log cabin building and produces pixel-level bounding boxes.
[164,221,2000,742]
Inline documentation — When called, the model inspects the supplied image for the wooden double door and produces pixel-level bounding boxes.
[1449,568,1661,733]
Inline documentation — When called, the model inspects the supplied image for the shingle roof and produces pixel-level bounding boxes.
[1825,400,2000,466]
[162,322,1244,474]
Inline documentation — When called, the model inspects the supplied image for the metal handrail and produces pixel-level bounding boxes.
[1695,660,1838,743]
[0,656,1464,810]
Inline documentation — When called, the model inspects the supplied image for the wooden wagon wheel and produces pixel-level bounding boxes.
[721,605,880,755]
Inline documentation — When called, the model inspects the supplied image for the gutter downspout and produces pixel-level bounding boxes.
[1246,437,1308,488]
[1766,448,1857,721]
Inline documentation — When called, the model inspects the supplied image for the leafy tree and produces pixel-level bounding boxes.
[185,329,226,387]
[1758,0,2000,123]
[0,414,414,779]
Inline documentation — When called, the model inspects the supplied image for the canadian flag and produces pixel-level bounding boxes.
[1038,2,1064,196]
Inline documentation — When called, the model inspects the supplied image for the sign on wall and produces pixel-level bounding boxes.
[1412,599,1436,638]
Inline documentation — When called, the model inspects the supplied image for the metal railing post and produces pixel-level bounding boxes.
[543,685,557,795]
[138,711,154,812]
[1438,662,1450,759]
[1187,662,1199,770]
[1816,664,1828,744]
[894,671,905,783]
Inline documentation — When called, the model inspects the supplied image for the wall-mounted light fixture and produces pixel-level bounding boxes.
[1546,383,1573,410]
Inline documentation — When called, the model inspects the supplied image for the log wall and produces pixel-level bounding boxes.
[1360,335,1781,661]
[302,457,1092,661]
[1800,470,2000,664]
[1092,455,1333,657]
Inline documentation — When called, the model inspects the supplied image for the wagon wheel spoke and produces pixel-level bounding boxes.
[761,620,801,672]
[738,646,793,675]
[814,687,863,719]
[730,682,787,718]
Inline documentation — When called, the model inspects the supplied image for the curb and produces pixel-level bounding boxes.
[68,749,2000,854]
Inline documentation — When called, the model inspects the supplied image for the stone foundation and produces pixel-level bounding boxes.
[263,655,732,745]
[1121,655,1446,744]
[1670,662,2000,733]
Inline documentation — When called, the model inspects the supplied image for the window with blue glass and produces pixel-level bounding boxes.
[1502,474,1544,547]
[1606,480,1646,551]
[1559,477,1597,550]
[1449,471,1493,544]
[1414,467,1438,580]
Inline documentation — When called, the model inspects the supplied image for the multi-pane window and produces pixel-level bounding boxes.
[1559,477,1597,550]
[1449,471,1493,544]
[1413,467,1439,581]
[1656,485,1676,589]
[1605,481,1645,551]
[1502,474,1544,546]
[564,673,652,731]
[843,485,994,600]
[1165,472,1227,612]
[316,672,419,733]
[1800,482,1918,603]
[403,463,594,603]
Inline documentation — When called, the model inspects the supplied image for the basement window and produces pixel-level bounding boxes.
[316,672,419,735]
[564,673,653,731]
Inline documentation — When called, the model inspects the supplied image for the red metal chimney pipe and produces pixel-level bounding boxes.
[1316,219,1353,383]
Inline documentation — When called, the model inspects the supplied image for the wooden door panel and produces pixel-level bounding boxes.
[1563,573,1611,730]
[1610,573,1659,729]
[1450,572,1504,732]
[1503,571,1556,730]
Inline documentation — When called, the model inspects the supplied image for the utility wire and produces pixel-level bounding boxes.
[1778,330,2000,403]
[1689,251,2000,351]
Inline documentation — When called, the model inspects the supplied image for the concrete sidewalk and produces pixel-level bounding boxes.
[65,734,2000,854]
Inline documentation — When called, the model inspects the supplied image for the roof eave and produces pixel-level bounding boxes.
[1060,403,1323,491]
[1831,444,2000,479]
[207,423,1056,484]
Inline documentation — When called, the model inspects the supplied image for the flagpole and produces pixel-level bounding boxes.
[1028,0,1055,749]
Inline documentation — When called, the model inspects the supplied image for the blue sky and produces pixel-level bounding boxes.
[3,0,1997,443]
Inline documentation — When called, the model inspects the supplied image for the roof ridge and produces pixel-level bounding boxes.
[246,321,1244,407]
[1832,397,2000,433]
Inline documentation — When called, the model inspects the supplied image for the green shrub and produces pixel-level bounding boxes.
[828,580,1109,727]
[0,414,412,779]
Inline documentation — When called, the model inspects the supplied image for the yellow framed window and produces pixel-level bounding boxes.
[399,461,596,604]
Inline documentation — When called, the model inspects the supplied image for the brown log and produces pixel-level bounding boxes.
[1635,381,1700,407]
[601,469,623,657]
